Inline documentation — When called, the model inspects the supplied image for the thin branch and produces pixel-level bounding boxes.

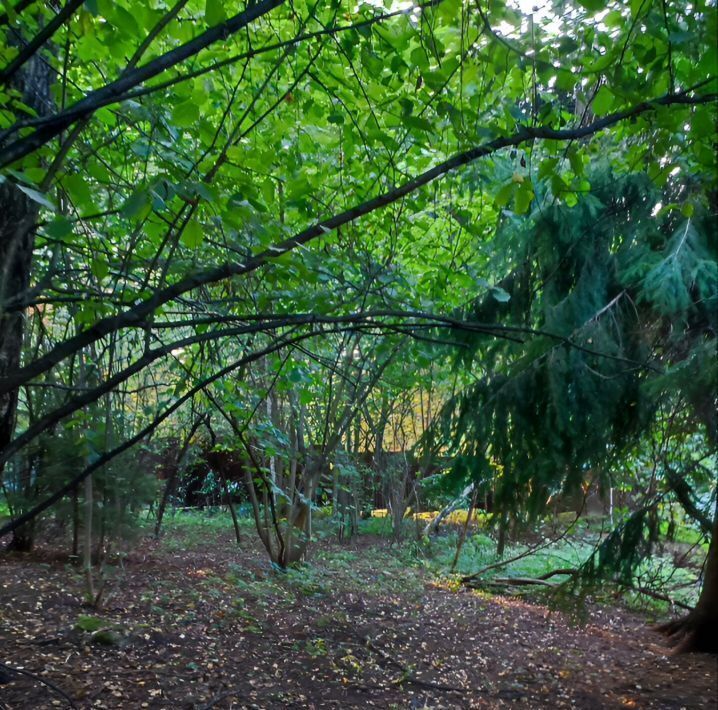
[123,0,190,73]
[0,0,37,27]
[1,87,711,395]
[0,0,284,166]
[0,325,357,539]
[461,506,585,583]
[0,0,84,85]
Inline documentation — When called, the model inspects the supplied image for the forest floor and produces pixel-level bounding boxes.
[1,514,716,710]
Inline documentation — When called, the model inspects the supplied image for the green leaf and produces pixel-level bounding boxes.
[205,0,225,25]
[629,0,644,18]
[16,183,56,210]
[121,188,152,219]
[577,0,606,11]
[494,183,515,208]
[63,173,94,208]
[91,257,109,280]
[172,100,200,129]
[564,191,579,207]
[113,6,141,35]
[691,107,715,139]
[409,47,429,70]
[181,219,204,249]
[44,216,74,241]
[556,70,578,92]
[552,172,572,198]
[514,183,534,214]
[538,158,560,181]
[568,148,584,176]
[592,86,614,116]
[404,115,434,132]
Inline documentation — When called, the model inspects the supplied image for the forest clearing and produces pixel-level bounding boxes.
[1,0,717,708]
[1,512,717,709]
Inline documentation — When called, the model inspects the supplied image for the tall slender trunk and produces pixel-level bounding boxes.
[0,179,37,452]
[83,471,95,603]
[72,485,79,558]
[452,488,479,572]
[155,418,203,538]
[0,179,39,552]
[497,512,508,558]
[217,464,241,545]
[266,358,276,505]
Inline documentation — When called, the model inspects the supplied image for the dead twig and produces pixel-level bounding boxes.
[537,568,578,580]
[465,568,578,589]
[363,637,466,694]
[484,576,561,588]
[0,661,78,709]
[617,584,694,612]
[199,688,243,709]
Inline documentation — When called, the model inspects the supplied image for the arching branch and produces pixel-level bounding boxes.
[1,87,713,396]
[0,0,285,166]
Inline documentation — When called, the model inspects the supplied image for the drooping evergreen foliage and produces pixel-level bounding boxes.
[434,167,717,529]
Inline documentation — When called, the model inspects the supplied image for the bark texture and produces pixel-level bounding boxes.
[0,183,37,460]
[1,50,53,550]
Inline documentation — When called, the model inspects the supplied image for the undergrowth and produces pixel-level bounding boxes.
[153,505,704,616]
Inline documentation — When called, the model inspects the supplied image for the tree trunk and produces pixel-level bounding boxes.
[218,465,241,545]
[496,513,508,558]
[0,178,37,441]
[424,482,474,537]
[83,472,96,603]
[1,182,40,553]
[281,450,324,566]
[155,418,203,538]
[5,450,36,552]
[0,37,53,438]
[451,487,479,572]
[659,497,718,653]
[282,499,311,566]
[1,46,53,552]
[72,485,79,558]
[5,516,34,552]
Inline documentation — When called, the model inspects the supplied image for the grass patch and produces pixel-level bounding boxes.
[155,508,704,616]
[155,508,254,550]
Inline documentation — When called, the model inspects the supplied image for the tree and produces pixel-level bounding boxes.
[433,164,717,650]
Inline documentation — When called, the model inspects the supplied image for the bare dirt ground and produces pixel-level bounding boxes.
[1,523,716,709]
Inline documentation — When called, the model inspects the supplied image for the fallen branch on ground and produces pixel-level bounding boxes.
[199,688,243,710]
[465,569,577,588]
[0,662,77,708]
[423,483,474,537]
[460,509,586,584]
